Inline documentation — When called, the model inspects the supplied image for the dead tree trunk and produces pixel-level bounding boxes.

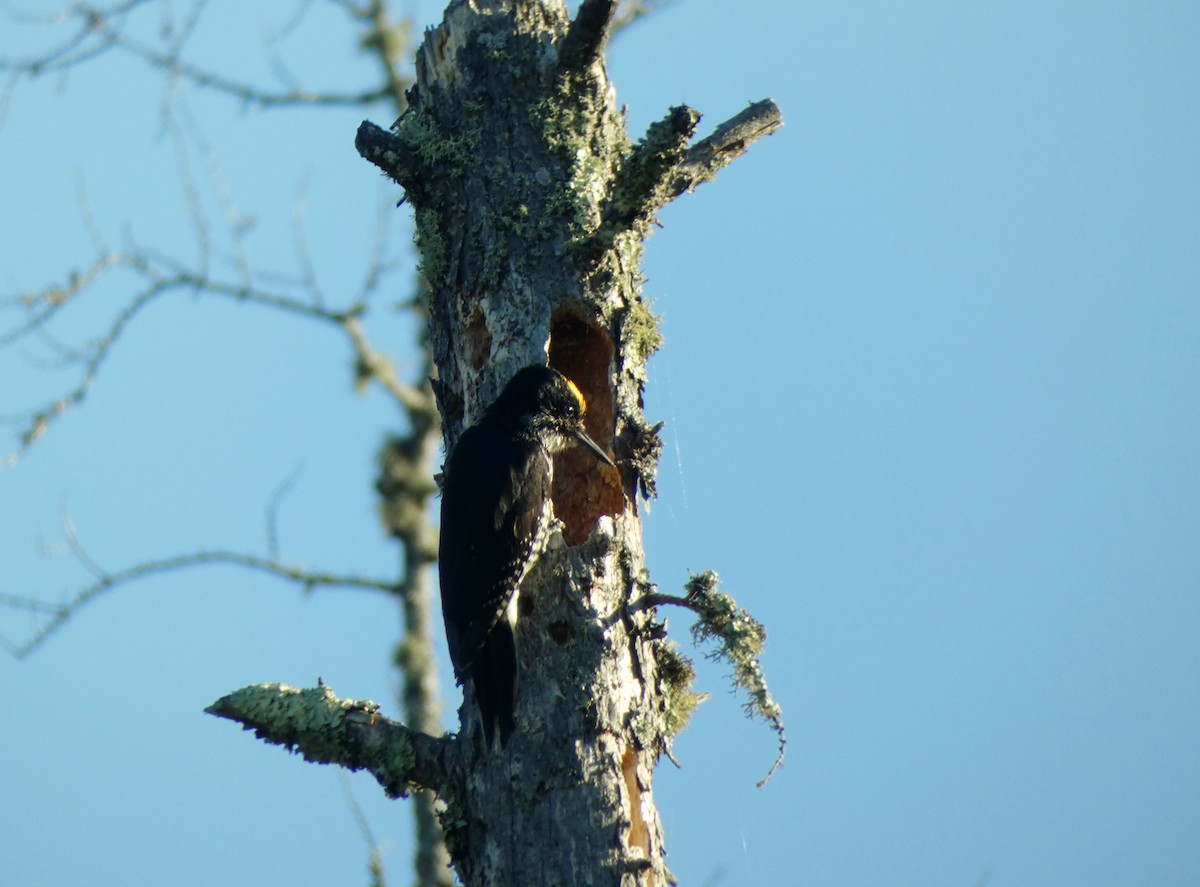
[351,1,782,883]
[375,4,675,882]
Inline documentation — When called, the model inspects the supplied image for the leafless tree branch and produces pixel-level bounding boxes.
[0,541,402,659]
[265,464,305,562]
[206,681,451,797]
[672,98,785,196]
[342,771,392,887]
[0,0,391,109]
[1,244,425,462]
[612,0,670,35]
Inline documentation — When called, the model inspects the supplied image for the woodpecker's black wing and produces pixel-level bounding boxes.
[438,415,551,747]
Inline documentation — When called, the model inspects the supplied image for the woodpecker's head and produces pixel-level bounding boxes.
[487,365,615,466]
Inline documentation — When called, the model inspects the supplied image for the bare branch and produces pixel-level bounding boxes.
[0,590,68,614]
[0,244,427,462]
[344,314,429,410]
[354,119,427,198]
[328,0,371,20]
[0,0,391,109]
[206,681,451,797]
[363,0,414,110]
[341,772,391,887]
[558,0,618,75]
[0,1,155,74]
[291,171,325,308]
[597,99,782,249]
[0,548,400,659]
[671,98,785,196]
[606,104,701,228]
[265,465,305,561]
[168,99,254,283]
[166,111,215,277]
[0,68,19,128]
[611,0,670,35]
[2,265,167,459]
[60,512,106,578]
[357,192,406,302]
[0,252,121,347]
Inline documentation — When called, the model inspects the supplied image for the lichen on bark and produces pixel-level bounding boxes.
[347,1,786,883]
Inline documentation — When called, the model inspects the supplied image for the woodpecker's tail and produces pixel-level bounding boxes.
[472,620,518,748]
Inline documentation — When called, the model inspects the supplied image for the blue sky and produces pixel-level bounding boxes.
[2,2,1198,885]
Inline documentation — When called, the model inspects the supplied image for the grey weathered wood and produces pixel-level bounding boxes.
[352,2,784,883]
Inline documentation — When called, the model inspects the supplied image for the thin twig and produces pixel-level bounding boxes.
[612,0,669,35]
[291,170,325,308]
[341,772,391,887]
[0,548,401,658]
[0,247,425,462]
[0,252,120,347]
[0,1,391,108]
[638,575,787,788]
[172,97,255,283]
[342,314,429,411]
[265,465,305,561]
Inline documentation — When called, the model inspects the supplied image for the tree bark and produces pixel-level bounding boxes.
[376,2,672,882]
[353,1,781,883]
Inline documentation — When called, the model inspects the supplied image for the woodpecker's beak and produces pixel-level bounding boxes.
[573,428,616,467]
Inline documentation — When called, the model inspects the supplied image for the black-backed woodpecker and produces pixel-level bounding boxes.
[438,365,615,748]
